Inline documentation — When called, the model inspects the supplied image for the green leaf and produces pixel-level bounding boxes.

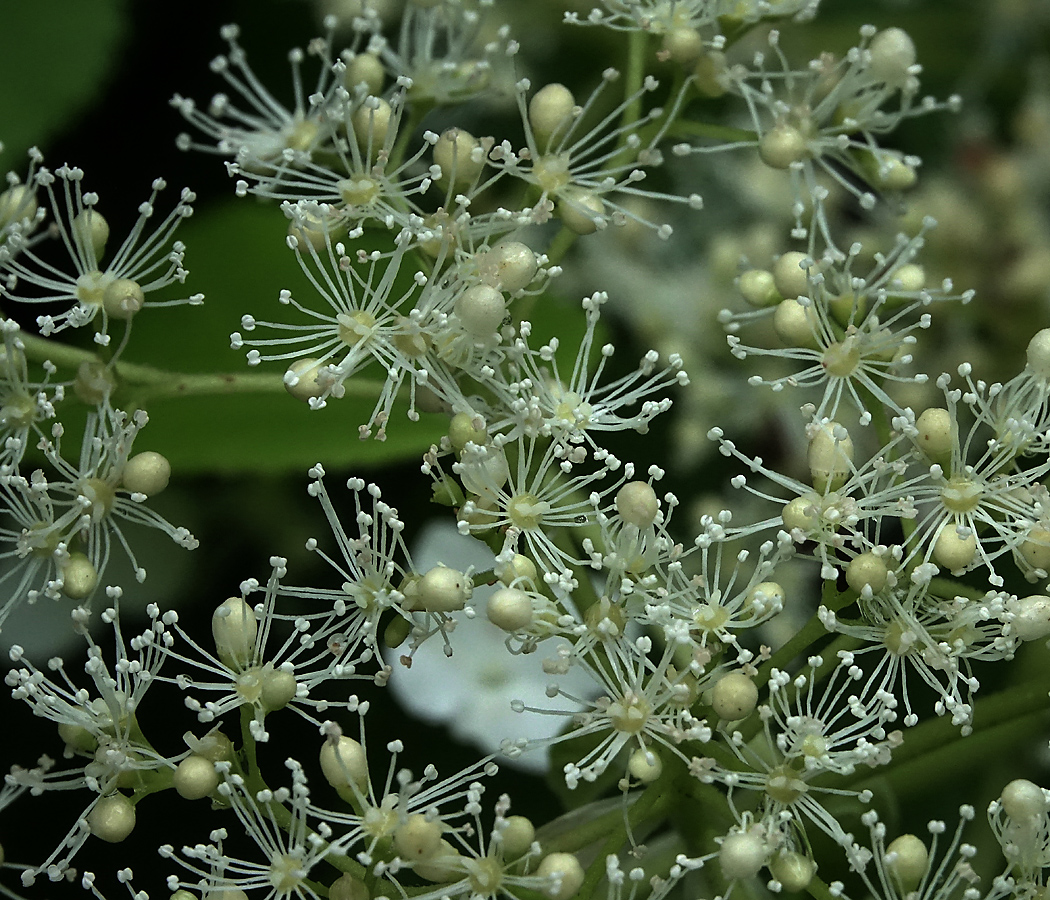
[0,0,127,164]
[120,198,446,474]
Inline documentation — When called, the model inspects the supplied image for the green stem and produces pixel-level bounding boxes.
[17,328,387,402]
[619,30,649,139]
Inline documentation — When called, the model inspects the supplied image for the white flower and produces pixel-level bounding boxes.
[0,165,202,348]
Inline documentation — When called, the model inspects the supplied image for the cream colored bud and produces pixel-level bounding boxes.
[212,597,257,670]
[329,874,370,900]
[285,358,325,402]
[102,278,145,319]
[413,840,462,883]
[693,51,727,97]
[497,553,538,586]
[662,26,704,63]
[782,495,818,533]
[1026,329,1050,381]
[885,834,928,892]
[557,188,605,234]
[261,667,298,711]
[88,794,136,843]
[529,83,576,145]
[615,481,659,528]
[449,412,488,452]
[1001,779,1047,818]
[487,588,533,632]
[770,851,815,892]
[483,241,538,293]
[537,852,585,900]
[759,124,808,169]
[738,269,780,307]
[122,451,171,496]
[711,672,759,720]
[434,128,485,185]
[772,251,811,299]
[174,755,220,800]
[455,284,506,337]
[501,816,535,859]
[772,298,818,348]
[62,552,99,600]
[915,408,953,463]
[808,421,854,493]
[418,565,472,612]
[627,747,663,783]
[352,97,394,148]
[868,28,916,88]
[719,830,767,881]
[345,53,385,95]
[320,735,368,789]
[0,184,38,228]
[1008,595,1050,641]
[394,814,444,862]
[73,208,110,260]
[933,527,977,572]
[846,552,889,594]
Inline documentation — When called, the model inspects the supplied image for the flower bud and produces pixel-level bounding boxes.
[557,188,605,234]
[933,527,976,572]
[285,358,325,402]
[662,27,704,64]
[88,794,136,843]
[62,552,98,600]
[449,412,488,452]
[0,184,38,228]
[482,241,538,293]
[1026,329,1050,381]
[329,874,369,900]
[772,298,818,348]
[501,816,535,859]
[261,666,298,711]
[746,581,785,614]
[394,814,444,862]
[1008,595,1050,641]
[455,284,506,337]
[344,53,385,95]
[867,28,916,88]
[497,553,538,586]
[615,481,659,528]
[1001,779,1047,818]
[772,252,811,300]
[693,51,726,97]
[738,269,780,307]
[413,840,462,883]
[759,124,808,169]
[529,83,576,146]
[627,747,663,783]
[808,421,854,493]
[770,851,815,892]
[846,552,889,595]
[719,830,767,881]
[885,834,928,892]
[174,755,220,800]
[711,672,759,720]
[102,278,145,320]
[418,565,472,613]
[122,451,171,496]
[212,597,258,670]
[915,407,953,464]
[74,359,117,405]
[72,209,110,260]
[320,735,368,789]
[434,128,485,186]
[487,587,533,632]
[352,97,394,149]
[537,852,585,900]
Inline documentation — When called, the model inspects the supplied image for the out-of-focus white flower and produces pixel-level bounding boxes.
[385,519,590,773]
